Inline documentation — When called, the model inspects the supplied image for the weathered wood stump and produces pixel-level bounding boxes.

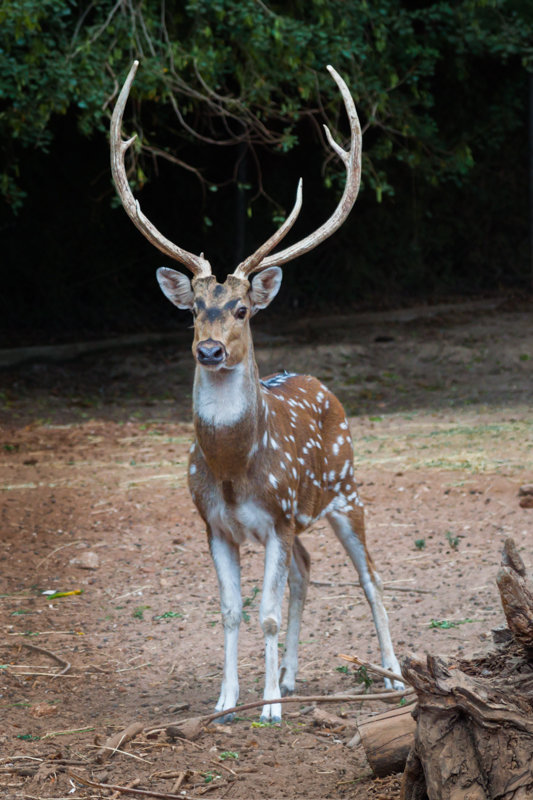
[400,538,533,800]
[357,705,416,777]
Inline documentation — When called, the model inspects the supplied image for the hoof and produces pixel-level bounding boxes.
[260,714,281,724]
[216,711,235,724]
[280,685,294,697]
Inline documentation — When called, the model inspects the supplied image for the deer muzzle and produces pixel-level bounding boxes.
[196,339,227,367]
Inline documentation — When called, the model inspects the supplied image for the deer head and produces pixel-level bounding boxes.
[110,61,361,371]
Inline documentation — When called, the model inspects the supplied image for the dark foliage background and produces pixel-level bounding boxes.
[1,0,531,344]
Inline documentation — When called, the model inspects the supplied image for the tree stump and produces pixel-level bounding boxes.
[357,705,416,777]
[400,538,533,800]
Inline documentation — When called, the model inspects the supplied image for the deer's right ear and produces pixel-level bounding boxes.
[156,267,194,310]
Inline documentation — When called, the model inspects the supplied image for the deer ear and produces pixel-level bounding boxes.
[250,267,282,314]
[156,267,194,310]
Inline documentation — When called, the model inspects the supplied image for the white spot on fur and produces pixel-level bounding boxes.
[340,460,351,480]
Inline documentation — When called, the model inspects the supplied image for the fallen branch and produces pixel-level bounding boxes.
[151,688,414,741]
[70,771,199,799]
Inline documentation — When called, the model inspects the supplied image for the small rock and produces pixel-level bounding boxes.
[311,707,355,729]
[519,496,533,509]
[168,701,190,713]
[518,484,533,497]
[71,551,100,569]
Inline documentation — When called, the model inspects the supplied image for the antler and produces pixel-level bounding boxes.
[232,66,361,280]
[110,61,212,278]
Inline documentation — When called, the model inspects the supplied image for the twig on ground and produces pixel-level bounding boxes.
[198,779,227,795]
[34,540,82,569]
[95,721,145,763]
[0,758,88,778]
[212,759,237,776]
[310,579,431,594]
[15,642,71,675]
[90,744,152,763]
[337,653,409,686]
[0,756,44,763]
[171,772,188,793]
[110,778,142,800]
[40,726,94,740]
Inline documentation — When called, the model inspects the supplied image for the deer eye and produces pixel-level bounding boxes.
[235,306,248,320]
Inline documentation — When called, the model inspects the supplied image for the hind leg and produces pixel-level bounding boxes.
[327,506,403,690]
[279,536,310,696]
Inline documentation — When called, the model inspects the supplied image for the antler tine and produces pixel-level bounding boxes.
[110,61,212,278]
[233,179,303,280]
[241,65,361,276]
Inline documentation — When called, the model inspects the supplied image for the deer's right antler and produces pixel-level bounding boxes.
[110,60,212,278]
[111,62,361,283]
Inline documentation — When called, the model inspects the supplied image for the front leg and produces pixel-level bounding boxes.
[209,530,242,722]
[259,533,290,722]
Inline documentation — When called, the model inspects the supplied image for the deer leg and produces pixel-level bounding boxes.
[209,530,242,722]
[259,533,290,722]
[279,536,310,696]
[327,508,404,690]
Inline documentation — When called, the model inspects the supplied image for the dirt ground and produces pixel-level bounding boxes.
[1,296,532,800]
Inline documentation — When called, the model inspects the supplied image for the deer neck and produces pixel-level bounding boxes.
[192,346,264,481]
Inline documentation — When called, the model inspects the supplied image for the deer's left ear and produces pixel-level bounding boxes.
[250,267,282,314]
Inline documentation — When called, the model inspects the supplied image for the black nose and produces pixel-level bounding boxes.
[196,339,226,366]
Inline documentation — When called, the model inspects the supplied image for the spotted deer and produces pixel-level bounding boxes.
[111,61,403,722]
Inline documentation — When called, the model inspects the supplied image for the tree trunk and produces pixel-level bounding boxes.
[400,538,533,800]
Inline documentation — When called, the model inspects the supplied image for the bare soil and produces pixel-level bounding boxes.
[1,297,532,799]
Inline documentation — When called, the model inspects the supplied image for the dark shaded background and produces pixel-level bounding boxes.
[1,48,530,347]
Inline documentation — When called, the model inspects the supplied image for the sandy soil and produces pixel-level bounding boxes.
[1,296,531,799]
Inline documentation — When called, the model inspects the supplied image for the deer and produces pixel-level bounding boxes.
[110,61,403,723]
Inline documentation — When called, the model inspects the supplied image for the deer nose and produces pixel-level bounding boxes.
[196,339,227,366]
